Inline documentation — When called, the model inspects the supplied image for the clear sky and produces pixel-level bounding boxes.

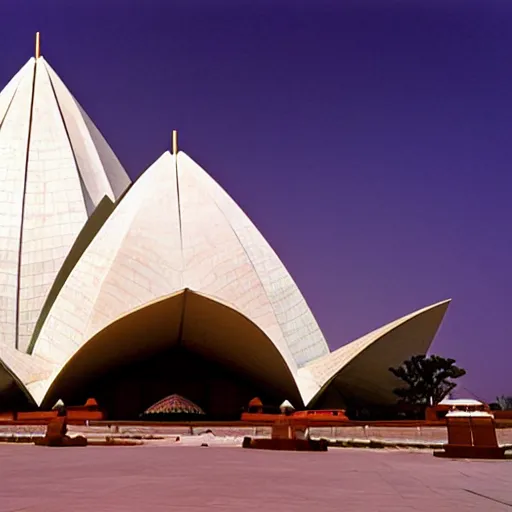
[1,0,511,401]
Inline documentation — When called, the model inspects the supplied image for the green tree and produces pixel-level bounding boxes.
[389,354,466,407]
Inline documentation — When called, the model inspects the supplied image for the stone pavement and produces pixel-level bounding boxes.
[0,444,511,511]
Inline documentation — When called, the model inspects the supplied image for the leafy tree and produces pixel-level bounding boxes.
[389,354,466,407]
[496,396,512,410]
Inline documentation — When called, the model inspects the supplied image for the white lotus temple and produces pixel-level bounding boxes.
[0,36,450,418]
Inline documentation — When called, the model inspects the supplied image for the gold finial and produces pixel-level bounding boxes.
[35,32,41,59]
[172,130,178,155]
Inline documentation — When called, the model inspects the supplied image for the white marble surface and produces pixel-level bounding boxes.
[0,55,131,354]
[300,300,451,405]
[29,150,449,408]
[0,55,451,411]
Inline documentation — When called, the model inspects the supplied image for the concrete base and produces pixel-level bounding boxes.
[242,436,327,452]
[434,445,508,460]
[34,435,87,447]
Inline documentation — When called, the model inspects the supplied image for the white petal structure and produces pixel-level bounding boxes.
[0,49,451,415]
[24,149,450,411]
[299,300,451,406]
[0,346,53,408]
[0,55,130,355]
[28,151,330,405]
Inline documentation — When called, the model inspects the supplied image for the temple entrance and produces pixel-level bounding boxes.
[41,289,302,419]
[52,347,282,420]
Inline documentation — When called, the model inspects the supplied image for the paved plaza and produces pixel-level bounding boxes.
[0,444,511,511]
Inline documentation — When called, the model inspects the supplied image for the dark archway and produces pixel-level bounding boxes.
[0,362,35,412]
[41,289,302,419]
[52,347,281,420]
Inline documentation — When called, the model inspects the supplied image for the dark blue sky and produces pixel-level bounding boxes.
[2,0,511,400]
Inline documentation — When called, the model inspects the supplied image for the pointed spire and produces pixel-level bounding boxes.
[172,129,178,155]
[35,32,41,59]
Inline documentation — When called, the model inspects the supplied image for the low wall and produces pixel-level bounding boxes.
[494,411,512,420]
[308,426,510,446]
[1,423,511,447]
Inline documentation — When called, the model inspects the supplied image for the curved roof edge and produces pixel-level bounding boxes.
[0,346,55,407]
[31,288,304,408]
[299,299,451,406]
[30,148,327,378]
[178,151,330,367]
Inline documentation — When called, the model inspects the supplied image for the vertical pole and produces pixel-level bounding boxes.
[35,32,41,58]
[172,130,178,155]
